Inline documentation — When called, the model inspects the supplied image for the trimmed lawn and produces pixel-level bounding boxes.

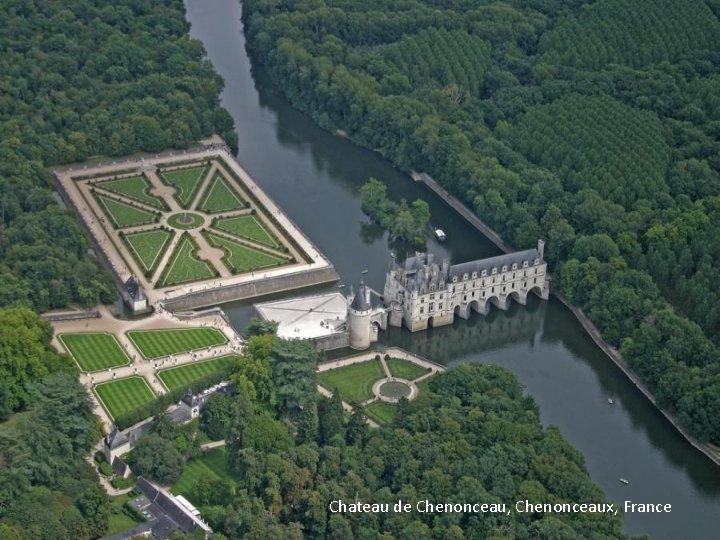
[199,174,245,213]
[96,194,159,228]
[158,234,215,287]
[365,401,397,425]
[386,358,430,381]
[215,214,279,248]
[158,355,237,391]
[106,512,141,538]
[97,175,165,209]
[127,327,227,359]
[172,447,233,502]
[160,165,208,208]
[123,228,173,273]
[95,377,155,420]
[318,359,385,403]
[205,232,286,274]
[58,332,130,372]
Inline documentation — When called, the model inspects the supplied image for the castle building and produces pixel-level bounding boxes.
[383,240,549,332]
[347,283,388,350]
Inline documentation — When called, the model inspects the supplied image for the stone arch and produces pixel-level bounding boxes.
[509,290,526,306]
[468,299,481,313]
[530,285,544,299]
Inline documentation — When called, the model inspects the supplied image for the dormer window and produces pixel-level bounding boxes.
[502,265,507,273]
[534,258,539,265]
[471,272,477,279]
[463,273,468,280]
[481,270,487,277]
[512,263,517,270]
[491,268,497,275]
[523,261,528,268]
[452,276,457,283]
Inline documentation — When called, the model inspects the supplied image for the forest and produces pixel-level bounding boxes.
[0,308,107,538]
[0,0,236,312]
[126,329,627,539]
[241,0,720,445]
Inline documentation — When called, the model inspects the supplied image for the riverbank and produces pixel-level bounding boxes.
[412,169,720,467]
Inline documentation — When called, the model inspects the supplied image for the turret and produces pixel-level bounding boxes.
[348,283,372,350]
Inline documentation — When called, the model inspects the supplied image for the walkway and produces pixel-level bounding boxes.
[51,305,242,431]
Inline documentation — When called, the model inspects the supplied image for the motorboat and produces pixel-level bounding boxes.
[434,228,447,241]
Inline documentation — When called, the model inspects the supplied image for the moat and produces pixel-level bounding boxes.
[185,1,720,538]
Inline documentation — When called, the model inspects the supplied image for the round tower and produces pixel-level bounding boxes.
[348,284,372,350]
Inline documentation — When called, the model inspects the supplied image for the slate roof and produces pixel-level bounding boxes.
[105,426,129,449]
[449,248,541,278]
[350,284,371,311]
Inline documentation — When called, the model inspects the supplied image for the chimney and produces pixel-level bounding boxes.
[538,239,545,260]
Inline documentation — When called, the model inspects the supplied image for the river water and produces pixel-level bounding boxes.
[184,1,720,537]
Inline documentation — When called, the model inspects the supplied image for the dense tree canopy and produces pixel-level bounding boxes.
[0,0,236,312]
[242,0,720,444]
[165,337,626,539]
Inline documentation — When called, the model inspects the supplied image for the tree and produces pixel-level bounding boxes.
[129,433,183,485]
[269,340,317,420]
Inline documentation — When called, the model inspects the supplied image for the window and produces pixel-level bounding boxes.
[492,287,495,293]
[439,293,443,299]
[420,307,424,314]
[534,277,537,284]
[439,303,443,310]
[472,291,475,297]
[512,263,517,270]
[463,273,468,280]
[534,258,539,265]
[452,276,457,283]
[481,280,485,286]
[463,295,467,301]
[492,268,497,275]
[503,286,506,292]
[430,293,435,300]
[429,303,434,311]
[502,265,507,273]
[523,261,528,268]
[472,271,477,279]
[481,269,487,277]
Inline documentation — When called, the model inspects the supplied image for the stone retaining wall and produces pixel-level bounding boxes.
[163,265,339,311]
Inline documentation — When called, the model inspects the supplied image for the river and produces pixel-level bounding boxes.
[184,1,720,537]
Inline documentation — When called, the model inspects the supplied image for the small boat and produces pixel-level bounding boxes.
[361,269,368,274]
[434,228,447,241]
[619,478,629,485]
[608,398,614,404]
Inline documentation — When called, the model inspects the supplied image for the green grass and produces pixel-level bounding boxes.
[123,228,173,274]
[58,332,130,372]
[157,234,216,287]
[95,377,156,420]
[215,214,280,248]
[96,194,159,228]
[205,232,287,274]
[159,165,208,208]
[127,327,228,359]
[105,512,141,538]
[199,174,246,213]
[172,447,233,502]
[158,355,237,391]
[386,358,430,381]
[97,175,166,209]
[365,401,397,425]
[318,359,385,403]
[167,212,204,230]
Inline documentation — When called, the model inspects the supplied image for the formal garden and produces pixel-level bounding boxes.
[317,354,437,425]
[59,332,131,372]
[74,156,304,291]
[94,376,156,420]
[127,327,228,359]
[158,355,238,391]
